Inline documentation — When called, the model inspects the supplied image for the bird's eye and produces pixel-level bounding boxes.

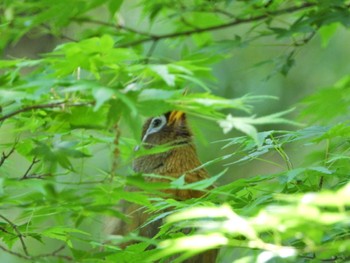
[152,118,162,128]
[144,115,167,138]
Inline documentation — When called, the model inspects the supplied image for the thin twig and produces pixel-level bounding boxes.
[117,3,317,47]
[319,139,330,190]
[271,135,293,170]
[0,244,73,261]
[294,30,317,47]
[0,214,29,256]
[0,142,17,167]
[0,226,16,235]
[20,173,52,180]
[0,244,30,260]
[143,40,159,64]
[0,101,94,123]
[74,18,155,37]
[21,157,40,180]
[35,245,72,261]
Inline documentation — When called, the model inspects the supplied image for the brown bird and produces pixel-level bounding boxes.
[117,110,217,262]
[133,110,209,199]
[133,111,217,263]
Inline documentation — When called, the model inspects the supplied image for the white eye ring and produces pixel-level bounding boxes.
[142,115,167,142]
[148,115,167,134]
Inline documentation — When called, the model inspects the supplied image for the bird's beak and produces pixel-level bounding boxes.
[168,110,184,125]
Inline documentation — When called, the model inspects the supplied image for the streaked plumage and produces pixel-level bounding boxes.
[133,111,209,199]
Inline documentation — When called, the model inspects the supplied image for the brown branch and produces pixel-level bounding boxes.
[0,226,16,235]
[0,101,94,123]
[74,18,154,37]
[20,173,52,180]
[0,244,30,260]
[0,214,29,256]
[0,216,72,260]
[21,157,40,180]
[35,245,73,261]
[0,142,17,167]
[143,40,159,64]
[117,2,317,47]
[0,244,73,261]
[294,29,317,47]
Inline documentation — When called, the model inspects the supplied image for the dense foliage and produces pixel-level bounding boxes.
[1,0,349,262]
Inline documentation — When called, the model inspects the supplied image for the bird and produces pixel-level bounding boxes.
[116,110,218,262]
[135,110,218,261]
[133,110,210,199]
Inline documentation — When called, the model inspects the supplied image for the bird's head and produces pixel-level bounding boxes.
[139,111,192,148]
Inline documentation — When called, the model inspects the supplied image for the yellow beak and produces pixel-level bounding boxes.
[168,111,184,125]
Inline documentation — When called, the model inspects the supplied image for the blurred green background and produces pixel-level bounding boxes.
[2,1,350,262]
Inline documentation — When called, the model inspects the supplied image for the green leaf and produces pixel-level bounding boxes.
[319,23,340,48]
[68,107,108,129]
[151,233,228,261]
[112,190,152,206]
[92,87,115,111]
[42,226,89,247]
[149,65,175,86]
[300,76,350,124]
[219,108,300,143]
[179,170,226,190]
[170,175,186,188]
[108,0,123,15]
[219,114,258,141]
[138,89,179,101]
[309,166,333,175]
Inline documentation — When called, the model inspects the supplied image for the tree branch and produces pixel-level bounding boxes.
[74,18,155,37]
[0,244,73,261]
[0,141,17,167]
[0,101,94,123]
[0,215,72,260]
[20,173,52,180]
[21,157,40,180]
[0,214,29,256]
[0,244,30,260]
[35,245,73,261]
[117,2,316,47]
